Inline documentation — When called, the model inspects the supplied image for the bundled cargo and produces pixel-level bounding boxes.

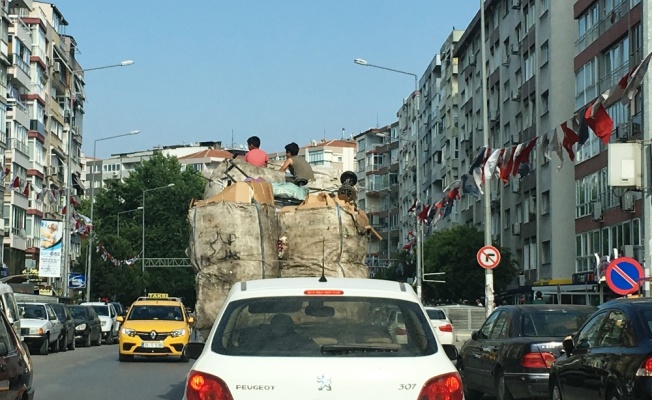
[188,181,280,332]
[277,192,371,279]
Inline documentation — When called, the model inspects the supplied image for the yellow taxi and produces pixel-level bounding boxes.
[117,293,194,362]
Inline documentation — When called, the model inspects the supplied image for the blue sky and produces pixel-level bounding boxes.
[52,1,478,158]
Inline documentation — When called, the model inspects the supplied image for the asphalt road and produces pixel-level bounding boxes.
[31,342,191,399]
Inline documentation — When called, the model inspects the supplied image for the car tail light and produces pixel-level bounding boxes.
[395,327,407,335]
[186,370,233,400]
[520,352,555,369]
[304,290,344,295]
[438,324,453,333]
[636,357,652,376]
[417,372,463,400]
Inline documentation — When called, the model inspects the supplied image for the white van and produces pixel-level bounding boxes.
[0,283,21,340]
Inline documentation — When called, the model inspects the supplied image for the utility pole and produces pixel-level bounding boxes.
[480,0,494,316]
[643,0,651,297]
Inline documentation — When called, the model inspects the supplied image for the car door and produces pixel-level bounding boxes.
[45,305,60,341]
[479,311,510,389]
[89,308,102,339]
[461,310,501,392]
[64,306,75,342]
[558,310,608,400]
[0,310,25,400]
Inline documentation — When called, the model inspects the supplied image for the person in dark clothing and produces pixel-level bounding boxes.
[280,142,314,186]
[533,291,545,304]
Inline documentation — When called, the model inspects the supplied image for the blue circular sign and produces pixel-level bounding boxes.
[605,257,644,296]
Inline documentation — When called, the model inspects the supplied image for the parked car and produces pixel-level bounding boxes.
[49,303,76,351]
[18,302,63,355]
[549,297,652,400]
[458,304,596,400]
[387,309,408,344]
[68,305,102,347]
[111,302,126,317]
[182,277,462,399]
[425,306,456,345]
[0,297,34,398]
[0,283,21,340]
[80,302,119,344]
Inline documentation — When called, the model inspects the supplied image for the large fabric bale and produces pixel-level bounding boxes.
[188,201,280,331]
[278,193,369,279]
[203,159,286,199]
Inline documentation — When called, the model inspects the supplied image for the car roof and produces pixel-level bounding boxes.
[131,300,183,306]
[228,277,417,301]
[81,302,111,306]
[494,304,597,312]
[17,302,49,306]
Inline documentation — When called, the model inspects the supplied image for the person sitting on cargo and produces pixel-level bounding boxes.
[244,136,269,168]
[280,142,314,187]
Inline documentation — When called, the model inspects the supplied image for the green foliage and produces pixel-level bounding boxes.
[85,153,204,306]
[422,225,517,304]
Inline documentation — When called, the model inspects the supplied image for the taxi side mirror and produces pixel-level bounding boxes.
[116,316,124,323]
[188,316,194,324]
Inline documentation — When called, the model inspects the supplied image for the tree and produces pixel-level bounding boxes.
[86,153,204,306]
[421,225,517,304]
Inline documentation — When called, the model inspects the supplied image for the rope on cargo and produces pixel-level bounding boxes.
[335,203,345,276]
[253,199,266,279]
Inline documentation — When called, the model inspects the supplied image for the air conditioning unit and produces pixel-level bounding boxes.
[621,191,635,212]
[112,171,119,178]
[511,178,521,193]
[490,111,500,123]
[592,201,603,222]
[47,167,57,175]
[511,90,521,102]
[615,123,630,140]
[512,0,522,10]
[512,222,521,236]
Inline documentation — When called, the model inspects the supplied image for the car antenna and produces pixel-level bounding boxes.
[319,238,327,282]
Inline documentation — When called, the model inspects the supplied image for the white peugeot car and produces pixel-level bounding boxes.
[182,277,463,399]
[424,306,456,345]
[81,302,119,344]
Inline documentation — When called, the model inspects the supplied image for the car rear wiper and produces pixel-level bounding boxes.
[321,344,401,355]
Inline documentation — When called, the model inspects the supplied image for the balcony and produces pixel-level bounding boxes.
[9,54,30,90]
[8,138,28,157]
[3,227,26,251]
[576,0,634,53]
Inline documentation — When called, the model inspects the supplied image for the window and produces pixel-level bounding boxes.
[575,59,597,110]
[490,312,510,340]
[576,312,608,350]
[540,41,549,67]
[541,241,551,264]
[478,311,501,340]
[541,191,550,213]
[598,310,634,347]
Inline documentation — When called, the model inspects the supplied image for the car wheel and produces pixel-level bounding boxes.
[84,334,92,347]
[104,332,114,345]
[59,334,67,352]
[49,336,59,353]
[119,353,134,362]
[551,380,563,400]
[93,332,102,346]
[68,334,76,351]
[496,369,514,400]
[459,363,483,400]
[39,337,49,356]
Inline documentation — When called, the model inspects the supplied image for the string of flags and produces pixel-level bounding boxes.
[96,241,142,267]
[401,52,652,251]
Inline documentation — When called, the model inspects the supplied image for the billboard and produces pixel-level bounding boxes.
[38,219,63,278]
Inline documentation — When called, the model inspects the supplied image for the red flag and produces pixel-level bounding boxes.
[500,147,516,183]
[447,188,460,201]
[417,204,431,222]
[70,197,79,206]
[22,184,29,197]
[12,177,19,188]
[561,122,579,161]
[512,138,538,176]
[62,206,67,215]
[585,103,614,144]
[480,147,492,184]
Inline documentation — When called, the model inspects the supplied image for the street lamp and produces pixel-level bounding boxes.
[59,59,135,299]
[354,58,423,302]
[85,130,140,302]
[116,207,143,237]
[142,184,175,278]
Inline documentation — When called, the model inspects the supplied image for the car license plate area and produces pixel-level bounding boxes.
[142,341,164,348]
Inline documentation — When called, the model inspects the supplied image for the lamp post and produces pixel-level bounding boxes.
[60,59,134,299]
[142,184,175,279]
[116,207,143,237]
[354,58,422,302]
[85,130,140,302]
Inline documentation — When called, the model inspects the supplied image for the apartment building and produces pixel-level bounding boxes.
[448,0,578,284]
[572,0,646,274]
[354,123,400,271]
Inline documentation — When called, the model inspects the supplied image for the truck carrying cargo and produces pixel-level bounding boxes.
[188,160,379,334]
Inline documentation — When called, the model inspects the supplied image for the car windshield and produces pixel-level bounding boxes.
[20,304,47,319]
[211,296,437,357]
[128,305,183,321]
[69,307,87,319]
[111,303,123,314]
[91,305,109,317]
[426,309,446,320]
[522,309,594,337]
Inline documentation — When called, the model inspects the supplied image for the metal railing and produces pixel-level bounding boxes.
[8,138,28,155]
[11,54,29,75]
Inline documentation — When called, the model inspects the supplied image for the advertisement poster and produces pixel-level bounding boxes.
[38,219,63,278]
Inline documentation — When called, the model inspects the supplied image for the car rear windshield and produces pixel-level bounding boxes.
[635,307,652,337]
[128,305,183,321]
[426,309,446,320]
[211,296,437,357]
[522,309,594,337]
